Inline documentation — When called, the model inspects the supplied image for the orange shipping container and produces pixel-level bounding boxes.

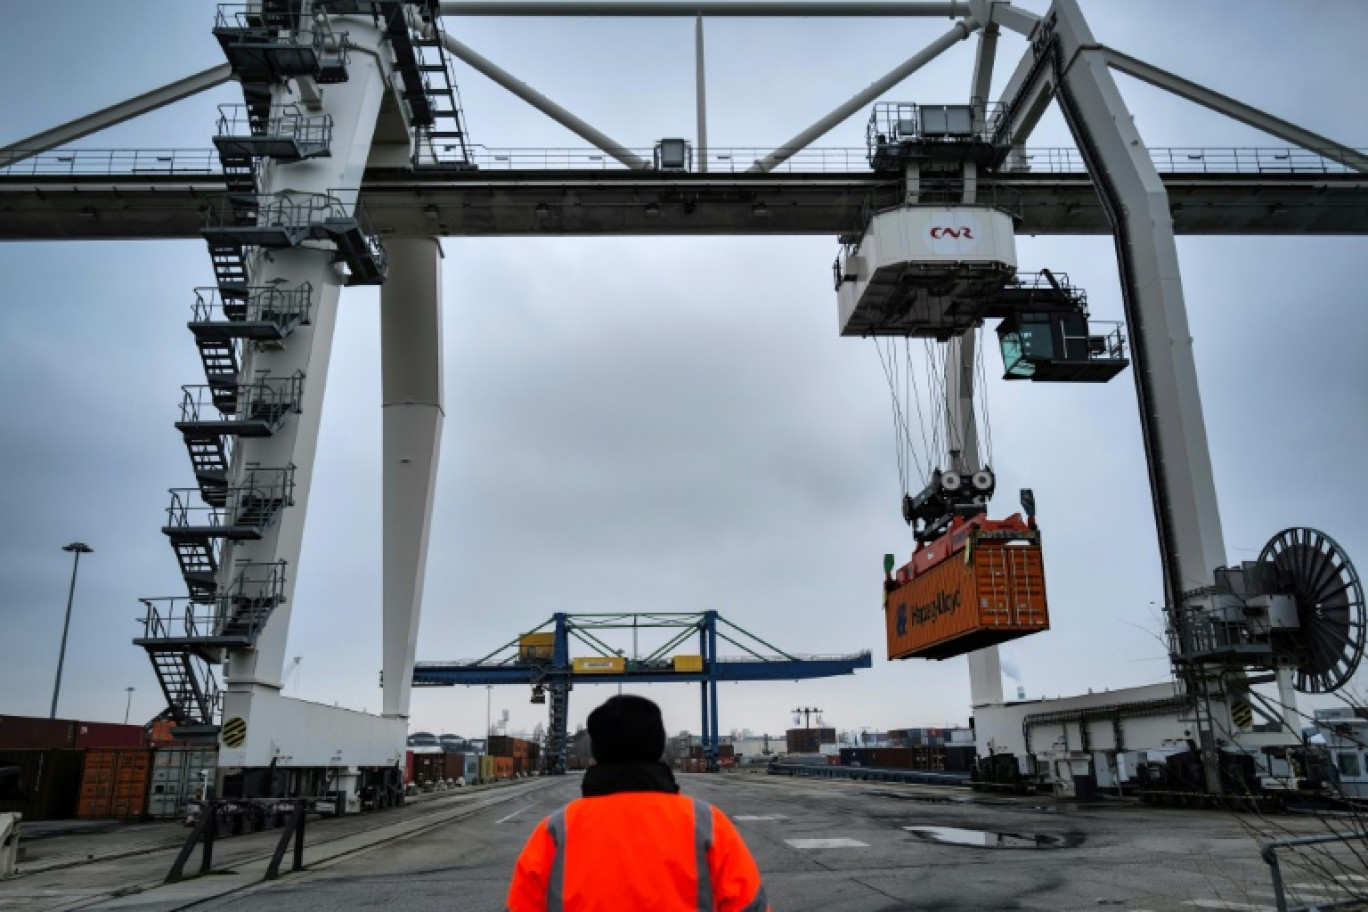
[494,756,514,779]
[79,748,153,820]
[886,530,1048,661]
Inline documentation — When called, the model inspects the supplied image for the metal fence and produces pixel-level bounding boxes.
[2,145,1364,177]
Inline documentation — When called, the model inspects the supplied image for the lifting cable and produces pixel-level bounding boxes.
[975,324,994,469]
[874,328,998,506]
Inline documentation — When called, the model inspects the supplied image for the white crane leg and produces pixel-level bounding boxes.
[380,238,445,719]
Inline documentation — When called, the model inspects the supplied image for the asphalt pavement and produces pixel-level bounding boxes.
[1,772,1362,911]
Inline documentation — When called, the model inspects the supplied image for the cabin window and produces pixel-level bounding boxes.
[1337,751,1362,777]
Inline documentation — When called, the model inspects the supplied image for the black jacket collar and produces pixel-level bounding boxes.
[581,761,680,797]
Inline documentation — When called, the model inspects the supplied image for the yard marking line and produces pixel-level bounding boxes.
[496,805,534,824]
[784,838,868,849]
[735,814,789,821]
[1180,902,1274,911]
[1290,883,1352,894]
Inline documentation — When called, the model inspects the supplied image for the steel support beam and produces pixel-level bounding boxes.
[696,14,708,173]
[441,1,970,16]
[380,238,445,719]
[969,19,999,125]
[0,65,233,168]
[1102,47,1368,174]
[8,171,1368,238]
[994,34,1053,158]
[975,0,1039,38]
[1049,0,1230,791]
[1050,0,1228,605]
[749,17,980,172]
[439,35,649,170]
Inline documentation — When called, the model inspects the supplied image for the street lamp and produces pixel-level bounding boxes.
[51,542,93,719]
[123,687,135,725]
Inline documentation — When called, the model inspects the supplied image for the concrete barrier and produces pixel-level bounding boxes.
[0,812,20,879]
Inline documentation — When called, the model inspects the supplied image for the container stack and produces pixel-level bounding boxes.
[0,713,215,821]
[487,736,540,776]
[786,727,837,755]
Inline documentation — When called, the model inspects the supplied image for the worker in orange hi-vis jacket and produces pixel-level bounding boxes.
[506,694,771,912]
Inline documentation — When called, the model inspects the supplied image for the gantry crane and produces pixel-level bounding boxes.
[414,612,871,773]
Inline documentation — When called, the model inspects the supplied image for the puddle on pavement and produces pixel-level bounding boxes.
[904,825,1081,849]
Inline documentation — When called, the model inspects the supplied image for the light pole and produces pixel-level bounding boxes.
[51,542,93,719]
[486,685,493,741]
[123,686,135,725]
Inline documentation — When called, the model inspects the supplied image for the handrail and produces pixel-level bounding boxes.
[191,284,313,326]
[1260,830,1368,912]
[5,146,1367,177]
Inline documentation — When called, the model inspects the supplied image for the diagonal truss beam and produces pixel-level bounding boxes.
[0,64,233,169]
[1102,47,1368,174]
[439,35,649,169]
[749,17,981,173]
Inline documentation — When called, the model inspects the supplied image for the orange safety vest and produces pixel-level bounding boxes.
[507,792,770,912]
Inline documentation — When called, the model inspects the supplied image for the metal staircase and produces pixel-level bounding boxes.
[144,648,221,731]
[137,562,288,730]
[202,193,388,285]
[138,1,417,734]
[312,0,474,168]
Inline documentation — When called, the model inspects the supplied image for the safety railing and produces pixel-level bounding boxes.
[139,562,287,639]
[1261,830,1368,912]
[214,4,350,71]
[163,466,296,532]
[216,103,333,149]
[191,284,313,327]
[5,146,1367,178]
[203,191,350,232]
[180,373,305,425]
[717,651,874,664]
[0,148,222,175]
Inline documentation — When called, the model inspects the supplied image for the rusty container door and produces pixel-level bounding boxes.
[886,542,1049,660]
[78,748,152,820]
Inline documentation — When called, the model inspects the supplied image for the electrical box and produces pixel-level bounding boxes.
[1249,594,1300,630]
[654,138,690,171]
[673,655,704,673]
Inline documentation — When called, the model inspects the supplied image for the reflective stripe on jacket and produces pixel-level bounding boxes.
[507,793,769,912]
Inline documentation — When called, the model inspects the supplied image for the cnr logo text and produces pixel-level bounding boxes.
[929,226,975,239]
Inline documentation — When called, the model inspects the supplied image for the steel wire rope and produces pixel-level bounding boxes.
[904,336,934,482]
[924,338,949,468]
[975,323,994,468]
[873,338,919,494]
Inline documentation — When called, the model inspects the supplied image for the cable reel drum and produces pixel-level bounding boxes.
[1177,527,1366,694]
[1256,528,1366,693]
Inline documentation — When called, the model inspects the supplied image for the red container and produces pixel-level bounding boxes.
[0,749,85,820]
[887,516,1049,661]
[410,751,443,784]
[75,722,145,749]
[79,748,153,820]
[405,750,415,783]
[0,715,77,750]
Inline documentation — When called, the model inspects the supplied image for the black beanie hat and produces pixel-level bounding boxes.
[587,695,666,765]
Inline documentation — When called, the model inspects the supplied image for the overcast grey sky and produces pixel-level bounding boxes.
[1,1,1365,742]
